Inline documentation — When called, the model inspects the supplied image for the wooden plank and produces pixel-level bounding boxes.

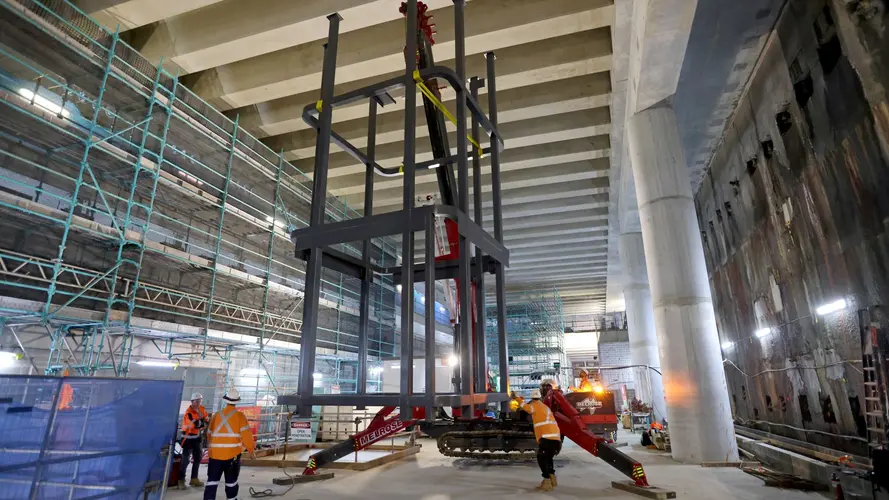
[272,472,335,485]
[611,481,677,499]
[241,445,422,471]
[351,445,421,471]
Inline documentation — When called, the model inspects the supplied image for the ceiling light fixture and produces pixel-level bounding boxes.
[816,299,847,316]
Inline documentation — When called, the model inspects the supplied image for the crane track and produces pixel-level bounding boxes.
[437,430,538,461]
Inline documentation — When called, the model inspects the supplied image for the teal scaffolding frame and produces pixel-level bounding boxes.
[0,0,405,376]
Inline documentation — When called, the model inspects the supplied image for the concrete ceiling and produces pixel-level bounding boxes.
[82,0,619,313]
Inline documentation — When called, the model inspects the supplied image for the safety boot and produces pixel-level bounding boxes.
[190,478,204,487]
[535,478,553,492]
[177,480,186,490]
[549,474,557,488]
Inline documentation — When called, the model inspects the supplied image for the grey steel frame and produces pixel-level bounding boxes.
[279,0,510,421]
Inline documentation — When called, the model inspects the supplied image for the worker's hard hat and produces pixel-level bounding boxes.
[222,388,241,403]
[530,389,542,399]
[190,392,203,401]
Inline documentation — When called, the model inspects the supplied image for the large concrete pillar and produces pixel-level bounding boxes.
[619,231,667,423]
[626,102,738,463]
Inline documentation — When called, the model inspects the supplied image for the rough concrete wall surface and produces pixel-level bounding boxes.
[694,0,889,455]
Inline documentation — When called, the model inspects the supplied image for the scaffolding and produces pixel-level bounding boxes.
[486,288,566,393]
[0,0,432,379]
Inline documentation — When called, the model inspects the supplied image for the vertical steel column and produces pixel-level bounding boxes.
[399,0,418,422]
[297,13,342,417]
[357,99,378,397]
[469,77,487,394]
[424,213,436,421]
[486,52,509,409]
[453,0,473,415]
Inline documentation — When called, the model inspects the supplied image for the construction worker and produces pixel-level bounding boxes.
[204,388,255,500]
[179,392,209,489]
[521,388,561,492]
[569,370,594,393]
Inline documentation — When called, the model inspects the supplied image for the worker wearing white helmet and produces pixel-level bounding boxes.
[520,386,562,491]
[204,388,256,500]
[178,392,209,489]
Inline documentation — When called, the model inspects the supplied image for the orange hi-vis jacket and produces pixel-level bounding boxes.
[207,404,255,460]
[181,405,208,441]
[521,399,561,442]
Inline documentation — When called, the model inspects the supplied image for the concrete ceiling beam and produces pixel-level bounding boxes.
[500,208,609,231]
[260,73,610,152]
[81,0,224,31]
[298,107,610,181]
[368,155,609,211]
[508,258,609,271]
[482,197,609,222]
[191,22,613,110]
[135,0,453,74]
[509,242,609,259]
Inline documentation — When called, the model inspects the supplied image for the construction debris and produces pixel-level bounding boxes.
[612,480,677,499]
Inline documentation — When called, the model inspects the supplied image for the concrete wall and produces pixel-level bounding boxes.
[597,330,635,407]
[694,0,889,455]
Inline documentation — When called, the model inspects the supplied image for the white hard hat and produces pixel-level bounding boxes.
[190,392,203,401]
[223,388,241,403]
[530,389,542,399]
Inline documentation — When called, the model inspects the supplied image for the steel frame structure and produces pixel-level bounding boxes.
[0,0,455,378]
[280,0,510,420]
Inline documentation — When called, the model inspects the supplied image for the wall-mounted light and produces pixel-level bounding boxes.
[721,341,734,350]
[0,351,17,368]
[19,88,71,118]
[137,359,177,368]
[448,354,459,367]
[816,299,847,316]
[396,284,403,292]
[755,328,771,338]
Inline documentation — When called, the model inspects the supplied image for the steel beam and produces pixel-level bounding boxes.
[399,0,418,422]
[356,98,377,397]
[297,13,342,417]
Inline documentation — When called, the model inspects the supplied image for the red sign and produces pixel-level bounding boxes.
[239,406,261,436]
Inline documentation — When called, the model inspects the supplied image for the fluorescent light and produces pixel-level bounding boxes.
[137,359,176,368]
[208,330,258,344]
[370,366,384,375]
[313,373,322,379]
[816,299,847,316]
[0,351,17,368]
[448,354,459,367]
[241,368,263,377]
[427,163,440,170]
[390,364,400,369]
[754,328,771,338]
[19,88,70,118]
[396,284,403,292]
[721,341,733,350]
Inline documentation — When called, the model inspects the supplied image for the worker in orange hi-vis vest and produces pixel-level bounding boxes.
[521,388,562,492]
[204,388,255,500]
[58,369,73,411]
[178,392,209,489]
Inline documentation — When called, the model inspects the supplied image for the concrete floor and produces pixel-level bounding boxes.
[167,432,831,499]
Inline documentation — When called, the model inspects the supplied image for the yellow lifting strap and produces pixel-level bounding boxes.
[412,70,484,157]
[315,100,323,112]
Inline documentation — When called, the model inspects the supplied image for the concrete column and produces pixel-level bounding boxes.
[619,231,667,423]
[626,102,738,463]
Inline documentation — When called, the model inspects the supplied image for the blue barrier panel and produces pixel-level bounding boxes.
[0,375,183,499]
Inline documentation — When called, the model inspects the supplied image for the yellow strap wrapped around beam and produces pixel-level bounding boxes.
[412,70,484,157]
